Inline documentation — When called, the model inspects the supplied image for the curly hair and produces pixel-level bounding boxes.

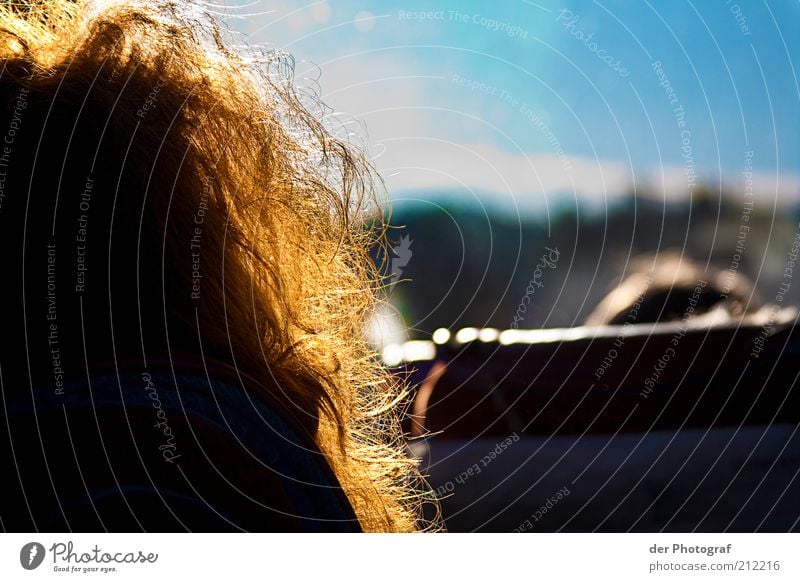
[0,0,432,531]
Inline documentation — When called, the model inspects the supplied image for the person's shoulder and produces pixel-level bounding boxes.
[0,356,361,532]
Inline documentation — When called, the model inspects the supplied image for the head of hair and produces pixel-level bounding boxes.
[0,0,431,531]
[585,251,760,326]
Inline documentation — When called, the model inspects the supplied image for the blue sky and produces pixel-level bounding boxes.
[225,0,800,210]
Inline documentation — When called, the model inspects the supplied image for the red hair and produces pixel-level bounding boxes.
[0,0,435,531]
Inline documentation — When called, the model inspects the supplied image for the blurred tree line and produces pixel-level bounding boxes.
[377,186,800,339]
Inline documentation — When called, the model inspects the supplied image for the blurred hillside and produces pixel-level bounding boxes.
[377,187,800,341]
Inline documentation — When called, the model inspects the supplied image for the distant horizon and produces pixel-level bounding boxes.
[388,173,800,219]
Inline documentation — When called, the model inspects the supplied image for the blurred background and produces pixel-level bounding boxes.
[223,1,800,531]
[225,0,800,344]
